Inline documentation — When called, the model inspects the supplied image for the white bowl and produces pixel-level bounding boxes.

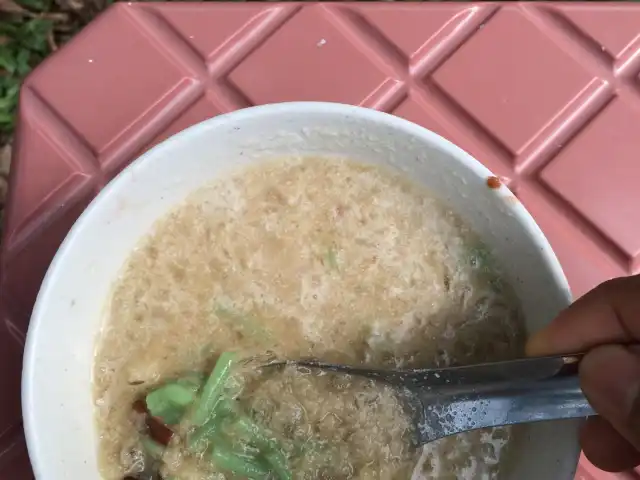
[22,102,578,479]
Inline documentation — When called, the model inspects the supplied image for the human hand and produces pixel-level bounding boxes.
[527,275,640,472]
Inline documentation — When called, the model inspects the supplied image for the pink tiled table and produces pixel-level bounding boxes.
[3,2,640,478]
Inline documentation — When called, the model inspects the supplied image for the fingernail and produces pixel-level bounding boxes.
[580,345,640,432]
[525,332,546,356]
[525,330,555,357]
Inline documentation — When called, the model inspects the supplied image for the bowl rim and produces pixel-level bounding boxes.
[22,101,573,478]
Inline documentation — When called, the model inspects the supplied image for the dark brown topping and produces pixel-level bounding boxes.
[132,399,148,415]
[145,415,174,446]
[131,397,174,446]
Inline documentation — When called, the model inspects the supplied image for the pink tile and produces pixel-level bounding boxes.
[0,441,32,479]
[153,4,270,61]
[433,7,595,154]
[540,98,640,260]
[1,191,96,323]
[5,92,93,246]
[393,95,512,180]
[228,5,388,105]
[9,126,85,225]
[357,4,474,58]
[518,181,626,298]
[25,5,194,157]
[0,316,24,447]
[557,4,640,58]
[393,96,449,134]
[144,96,221,152]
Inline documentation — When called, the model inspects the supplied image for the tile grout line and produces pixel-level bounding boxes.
[92,5,207,172]
[124,4,209,80]
[523,179,631,272]
[326,2,515,171]
[19,88,100,176]
[320,4,408,112]
[614,35,640,79]
[409,5,500,79]
[510,4,618,178]
[512,3,638,272]
[1,178,98,265]
[360,80,407,112]
[527,4,615,72]
[3,90,101,258]
[208,4,303,78]
[208,4,303,111]
[98,78,204,174]
[420,80,515,166]
[323,4,408,80]
[209,81,254,112]
[410,4,516,171]
[514,80,614,177]
[522,4,640,110]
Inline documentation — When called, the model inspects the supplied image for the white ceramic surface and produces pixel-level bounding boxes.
[23,102,578,479]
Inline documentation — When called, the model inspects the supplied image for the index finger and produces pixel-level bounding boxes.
[526,275,640,356]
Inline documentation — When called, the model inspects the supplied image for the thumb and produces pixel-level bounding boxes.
[580,345,640,449]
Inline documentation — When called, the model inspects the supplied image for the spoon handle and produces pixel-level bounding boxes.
[414,354,593,444]
[281,354,584,387]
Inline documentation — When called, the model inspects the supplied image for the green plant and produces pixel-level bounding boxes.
[0,0,59,141]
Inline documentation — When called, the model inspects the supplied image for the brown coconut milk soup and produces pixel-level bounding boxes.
[93,157,525,480]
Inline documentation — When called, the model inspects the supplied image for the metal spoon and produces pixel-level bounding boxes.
[267,354,592,445]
